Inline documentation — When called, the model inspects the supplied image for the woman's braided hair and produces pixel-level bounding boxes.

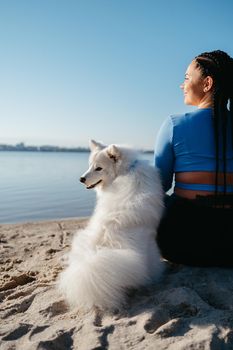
[194,50,233,196]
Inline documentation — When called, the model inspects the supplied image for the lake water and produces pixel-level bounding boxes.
[0,151,154,224]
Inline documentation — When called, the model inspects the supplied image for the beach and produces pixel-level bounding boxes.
[1,218,233,350]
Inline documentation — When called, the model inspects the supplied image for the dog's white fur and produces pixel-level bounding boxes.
[58,140,164,311]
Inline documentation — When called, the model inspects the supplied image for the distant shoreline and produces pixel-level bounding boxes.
[0,142,90,153]
[0,142,154,153]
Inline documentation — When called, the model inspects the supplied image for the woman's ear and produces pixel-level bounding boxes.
[203,76,214,92]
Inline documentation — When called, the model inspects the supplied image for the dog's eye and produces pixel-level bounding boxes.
[95,167,102,171]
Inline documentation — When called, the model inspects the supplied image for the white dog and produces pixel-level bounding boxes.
[58,140,164,312]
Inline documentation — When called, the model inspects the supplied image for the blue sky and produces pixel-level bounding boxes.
[1,0,233,150]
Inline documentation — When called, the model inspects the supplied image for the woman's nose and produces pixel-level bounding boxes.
[180,83,184,90]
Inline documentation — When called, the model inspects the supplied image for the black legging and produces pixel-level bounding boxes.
[156,194,233,267]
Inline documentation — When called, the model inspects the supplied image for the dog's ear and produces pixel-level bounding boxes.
[106,144,121,162]
[89,140,105,152]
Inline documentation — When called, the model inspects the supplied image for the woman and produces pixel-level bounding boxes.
[154,50,233,267]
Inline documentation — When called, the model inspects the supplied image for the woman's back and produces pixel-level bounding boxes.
[172,108,233,172]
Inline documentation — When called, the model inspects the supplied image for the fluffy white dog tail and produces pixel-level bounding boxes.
[58,247,155,311]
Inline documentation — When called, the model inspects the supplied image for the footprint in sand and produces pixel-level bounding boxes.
[36,329,75,350]
[0,273,37,292]
[2,323,33,341]
[39,300,69,318]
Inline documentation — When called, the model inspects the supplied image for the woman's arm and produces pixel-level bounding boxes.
[154,116,175,192]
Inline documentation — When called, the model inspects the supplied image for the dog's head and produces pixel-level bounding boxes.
[80,139,123,190]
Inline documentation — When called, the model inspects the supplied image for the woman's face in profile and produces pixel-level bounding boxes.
[180,60,206,107]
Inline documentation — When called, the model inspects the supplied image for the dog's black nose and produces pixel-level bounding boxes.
[80,176,86,183]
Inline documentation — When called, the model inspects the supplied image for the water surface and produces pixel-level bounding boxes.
[0,151,153,224]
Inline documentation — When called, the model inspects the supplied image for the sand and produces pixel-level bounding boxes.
[1,218,233,350]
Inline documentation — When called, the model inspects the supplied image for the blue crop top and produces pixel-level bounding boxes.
[154,108,233,193]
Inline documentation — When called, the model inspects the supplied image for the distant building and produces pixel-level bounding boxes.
[16,142,26,150]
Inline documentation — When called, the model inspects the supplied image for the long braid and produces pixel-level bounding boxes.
[221,97,227,196]
[229,58,233,150]
[221,54,233,197]
[213,91,219,196]
[195,50,233,200]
